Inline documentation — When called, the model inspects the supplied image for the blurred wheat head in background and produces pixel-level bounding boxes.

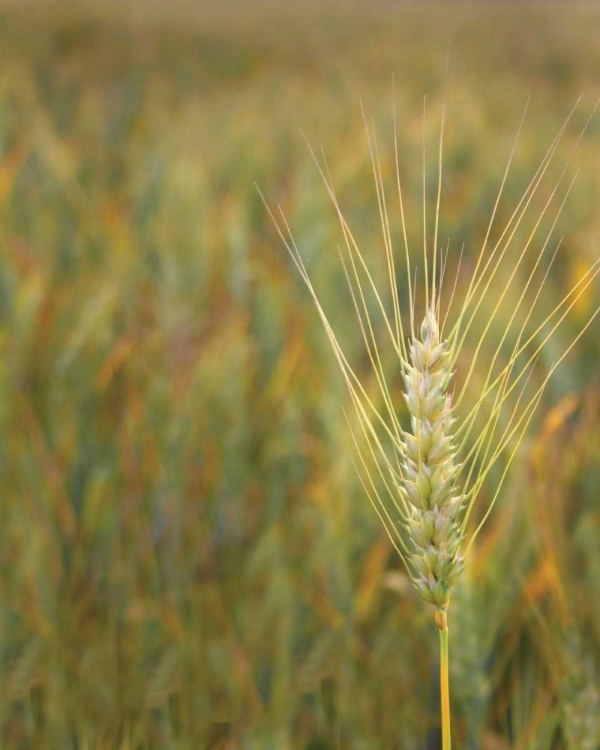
[264,88,599,616]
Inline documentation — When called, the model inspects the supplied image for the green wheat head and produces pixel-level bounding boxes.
[261,92,600,618]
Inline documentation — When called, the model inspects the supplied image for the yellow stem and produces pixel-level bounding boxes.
[435,608,451,750]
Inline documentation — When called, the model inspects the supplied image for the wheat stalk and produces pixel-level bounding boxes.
[260,90,600,747]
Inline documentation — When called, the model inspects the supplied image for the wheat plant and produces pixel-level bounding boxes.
[262,90,600,747]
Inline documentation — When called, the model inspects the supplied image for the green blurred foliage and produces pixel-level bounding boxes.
[0,2,599,747]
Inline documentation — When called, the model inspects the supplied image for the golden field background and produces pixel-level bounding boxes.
[0,2,599,747]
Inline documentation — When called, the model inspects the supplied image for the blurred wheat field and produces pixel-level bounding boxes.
[0,2,599,748]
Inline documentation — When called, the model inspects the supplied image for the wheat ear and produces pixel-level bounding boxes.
[401,306,464,610]
[259,93,600,748]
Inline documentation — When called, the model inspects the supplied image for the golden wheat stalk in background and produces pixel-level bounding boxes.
[261,89,600,747]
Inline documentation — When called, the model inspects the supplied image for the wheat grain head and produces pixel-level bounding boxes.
[259,90,600,619]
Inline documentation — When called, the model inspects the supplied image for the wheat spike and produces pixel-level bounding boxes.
[401,305,464,608]
[260,94,600,611]
[260,92,600,749]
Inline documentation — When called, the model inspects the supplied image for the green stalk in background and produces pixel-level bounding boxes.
[263,92,600,744]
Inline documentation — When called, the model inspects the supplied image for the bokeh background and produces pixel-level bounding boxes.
[0,1,599,747]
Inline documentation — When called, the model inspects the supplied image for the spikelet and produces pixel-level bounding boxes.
[401,307,464,609]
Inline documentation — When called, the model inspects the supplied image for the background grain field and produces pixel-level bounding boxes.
[0,2,599,747]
